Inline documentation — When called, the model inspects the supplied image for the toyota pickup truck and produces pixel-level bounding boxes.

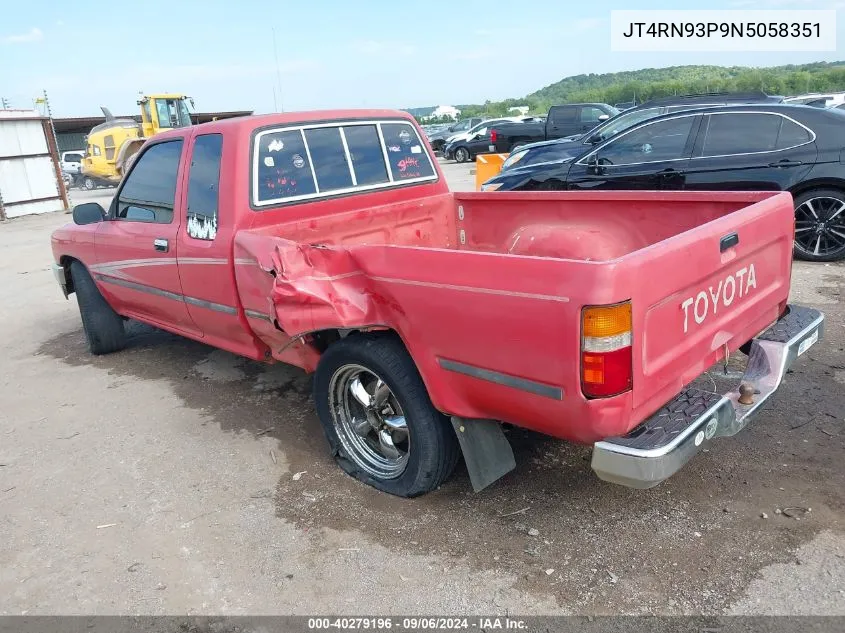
[51,109,824,498]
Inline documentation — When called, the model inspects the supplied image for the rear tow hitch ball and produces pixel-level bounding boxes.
[738,383,755,405]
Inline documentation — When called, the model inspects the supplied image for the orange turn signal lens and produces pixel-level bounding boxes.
[582,302,632,338]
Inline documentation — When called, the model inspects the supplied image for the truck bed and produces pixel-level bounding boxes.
[234,190,793,443]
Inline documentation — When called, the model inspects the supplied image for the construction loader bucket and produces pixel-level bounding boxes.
[474,153,509,191]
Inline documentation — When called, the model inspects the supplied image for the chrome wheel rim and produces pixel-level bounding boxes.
[794,196,845,257]
[329,364,409,479]
[456,148,468,162]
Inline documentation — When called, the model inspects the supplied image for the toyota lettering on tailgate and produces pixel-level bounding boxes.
[681,264,758,334]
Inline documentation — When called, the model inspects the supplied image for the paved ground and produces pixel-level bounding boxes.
[1,162,843,615]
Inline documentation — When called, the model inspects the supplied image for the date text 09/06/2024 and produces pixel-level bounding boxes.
[307,617,528,630]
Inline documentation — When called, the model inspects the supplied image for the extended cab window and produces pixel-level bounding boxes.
[381,122,435,181]
[342,125,389,186]
[253,120,435,206]
[117,140,183,223]
[186,134,223,240]
[256,130,317,201]
[304,127,353,192]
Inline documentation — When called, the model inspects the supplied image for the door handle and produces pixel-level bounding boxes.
[658,168,684,177]
[153,238,169,252]
[768,159,803,167]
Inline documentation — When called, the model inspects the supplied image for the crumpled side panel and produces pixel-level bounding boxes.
[234,231,395,342]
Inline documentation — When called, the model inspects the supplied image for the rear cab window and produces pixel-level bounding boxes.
[253,120,436,207]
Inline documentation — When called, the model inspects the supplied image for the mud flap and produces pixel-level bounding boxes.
[450,417,515,492]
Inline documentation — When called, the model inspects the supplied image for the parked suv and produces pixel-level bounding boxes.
[482,104,845,262]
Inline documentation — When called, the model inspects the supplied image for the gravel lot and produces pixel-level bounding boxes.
[1,160,843,615]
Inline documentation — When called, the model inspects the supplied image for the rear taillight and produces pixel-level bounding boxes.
[581,301,632,398]
[490,129,498,143]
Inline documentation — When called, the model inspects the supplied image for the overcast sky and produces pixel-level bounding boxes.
[1,0,844,117]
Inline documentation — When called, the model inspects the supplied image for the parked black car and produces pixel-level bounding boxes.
[493,91,789,175]
[488,103,619,152]
[482,104,845,262]
[558,92,785,145]
[425,117,483,152]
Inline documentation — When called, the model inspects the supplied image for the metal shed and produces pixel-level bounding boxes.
[0,110,69,219]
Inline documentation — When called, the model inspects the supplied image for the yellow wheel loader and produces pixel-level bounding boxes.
[80,94,193,189]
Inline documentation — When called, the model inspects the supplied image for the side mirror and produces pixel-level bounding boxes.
[588,134,602,145]
[598,114,610,122]
[587,154,602,175]
[72,202,106,225]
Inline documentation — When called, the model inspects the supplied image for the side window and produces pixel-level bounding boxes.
[256,130,317,202]
[579,107,607,123]
[304,127,353,192]
[117,140,183,223]
[597,116,695,165]
[104,135,115,161]
[550,107,577,125]
[342,125,389,186]
[702,114,780,156]
[186,134,223,240]
[92,145,101,157]
[381,122,436,180]
[775,117,812,149]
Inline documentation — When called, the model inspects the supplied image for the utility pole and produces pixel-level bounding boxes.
[1,97,9,110]
[272,27,284,112]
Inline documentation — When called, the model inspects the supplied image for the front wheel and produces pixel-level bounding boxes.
[792,189,845,262]
[454,147,471,163]
[70,261,126,355]
[314,334,459,497]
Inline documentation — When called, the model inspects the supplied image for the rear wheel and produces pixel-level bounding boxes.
[83,177,96,190]
[454,147,471,163]
[314,334,459,497]
[70,261,126,355]
[792,189,845,262]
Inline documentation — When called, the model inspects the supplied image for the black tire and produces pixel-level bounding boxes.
[792,188,845,262]
[83,177,96,190]
[314,334,460,497]
[454,147,470,163]
[70,261,126,355]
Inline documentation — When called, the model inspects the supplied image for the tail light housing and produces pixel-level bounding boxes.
[490,129,498,143]
[581,301,633,398]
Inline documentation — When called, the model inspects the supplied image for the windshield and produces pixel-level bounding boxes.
[156,98,193,129]
[585,107,661,143]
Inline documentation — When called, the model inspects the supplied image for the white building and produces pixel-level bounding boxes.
[428,105,461,120]
[508,106,530,115]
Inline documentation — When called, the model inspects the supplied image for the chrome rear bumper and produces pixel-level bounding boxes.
[591,305,824,489]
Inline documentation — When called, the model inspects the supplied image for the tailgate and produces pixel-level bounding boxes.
[630,193,794,410]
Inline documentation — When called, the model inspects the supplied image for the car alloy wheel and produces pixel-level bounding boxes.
[794,195,845,260]
[329,364,409,479]
[455,147,470,163]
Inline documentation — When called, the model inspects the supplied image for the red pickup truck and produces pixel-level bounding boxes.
[51,109,825,497]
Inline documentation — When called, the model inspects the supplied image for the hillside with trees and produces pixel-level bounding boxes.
[412,61,845,120]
